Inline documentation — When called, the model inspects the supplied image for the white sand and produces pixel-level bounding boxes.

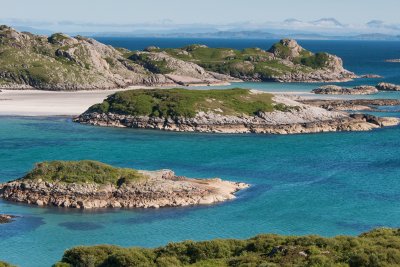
[0,88,328,117]
[0,87,149,116]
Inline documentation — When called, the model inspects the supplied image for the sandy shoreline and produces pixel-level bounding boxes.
[0,86,158,116]
[0,87,337,117]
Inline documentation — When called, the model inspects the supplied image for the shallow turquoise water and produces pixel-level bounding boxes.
[1,117,400,266]
[2,39,400,266]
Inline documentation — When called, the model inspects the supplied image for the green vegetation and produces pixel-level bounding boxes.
[145,41,332,81]
[54,228,400,267]
[87,88,286,118]
[129,53,173,74]
[22,160,147,186]
[0,261,15,267]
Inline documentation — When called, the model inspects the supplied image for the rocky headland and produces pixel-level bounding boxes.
[0,25,356,90]
[74,88,399,134]
[0,161,249,209]
[312,85,378,95]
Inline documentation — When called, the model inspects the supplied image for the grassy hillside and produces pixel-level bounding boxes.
[145,41,332,81]
[54,228,400,267]
[22,160,147,186]
[86,88,289,118]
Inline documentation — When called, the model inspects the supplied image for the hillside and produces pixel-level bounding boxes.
[149,39,356,82]
[0,25,356,90]
[54,228,400,267]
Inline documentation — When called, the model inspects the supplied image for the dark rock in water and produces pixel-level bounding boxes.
[312,85,378,95]
[376,82,400,91]
[360,74,383,78]
[0,214,17,224]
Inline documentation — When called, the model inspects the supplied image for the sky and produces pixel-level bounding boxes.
[1,0,400,34]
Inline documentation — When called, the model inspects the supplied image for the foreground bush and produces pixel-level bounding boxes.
[54,228,400,267]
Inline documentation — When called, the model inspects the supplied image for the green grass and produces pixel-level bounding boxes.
[22,160,148,186]
[54,228,400,267]
[0,261,15,267]
[86,88,285,118]
[128,53,173,74]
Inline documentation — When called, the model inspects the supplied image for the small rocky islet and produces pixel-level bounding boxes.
[312,82,400,95]
[0,160,248,209]
[74,88,399,134]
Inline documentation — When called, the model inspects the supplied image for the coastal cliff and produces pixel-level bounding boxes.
[0,25,355,90]
[74,88,399,134]
[0,161,248,209]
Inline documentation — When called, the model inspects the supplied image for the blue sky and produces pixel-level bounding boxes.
[1,0,400,34]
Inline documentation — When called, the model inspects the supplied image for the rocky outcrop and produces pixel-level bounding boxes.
[312,85,378,95]
[300,99,400,112]
[376,82,400,91]
[0,25,235,90]
[0,214,16,224]
[360,74,383,78]
[0,169,249,209]
[74,95,399,134]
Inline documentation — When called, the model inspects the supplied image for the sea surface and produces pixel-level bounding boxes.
[1,38,400,266]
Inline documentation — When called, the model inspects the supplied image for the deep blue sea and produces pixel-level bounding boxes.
[1,38,400,266]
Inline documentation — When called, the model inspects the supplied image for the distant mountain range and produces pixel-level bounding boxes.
[4,17,400,40]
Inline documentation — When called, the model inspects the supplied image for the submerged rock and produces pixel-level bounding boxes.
[0,214,17,224]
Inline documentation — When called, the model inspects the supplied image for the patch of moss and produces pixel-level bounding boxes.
[87,88,279,118]
[22,160,147,186]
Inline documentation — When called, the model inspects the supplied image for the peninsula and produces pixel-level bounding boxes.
[74,88,399,134]
[0,25,355,90]
[0,160,248,209]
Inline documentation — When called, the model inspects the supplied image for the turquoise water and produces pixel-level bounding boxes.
[1,117,400,266]
[1,39,400,266]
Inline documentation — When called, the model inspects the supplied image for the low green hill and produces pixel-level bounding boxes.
[54,228,400,267]
[86,88,289,118]
[21,160,147,185]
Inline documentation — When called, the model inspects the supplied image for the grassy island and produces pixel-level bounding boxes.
[22,160,147,186]
[54,228,400,267]
[87,88,287,118]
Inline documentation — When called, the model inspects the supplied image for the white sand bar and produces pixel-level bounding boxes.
[0,88,148,116]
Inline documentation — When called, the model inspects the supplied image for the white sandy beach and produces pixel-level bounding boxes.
[0,88,327,117]
[0,87,153,116]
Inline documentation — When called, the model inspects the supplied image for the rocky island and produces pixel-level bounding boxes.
[0,161,248,209]
[0,25,355,90]
[312,85,378,95]
[74,88,399,134]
